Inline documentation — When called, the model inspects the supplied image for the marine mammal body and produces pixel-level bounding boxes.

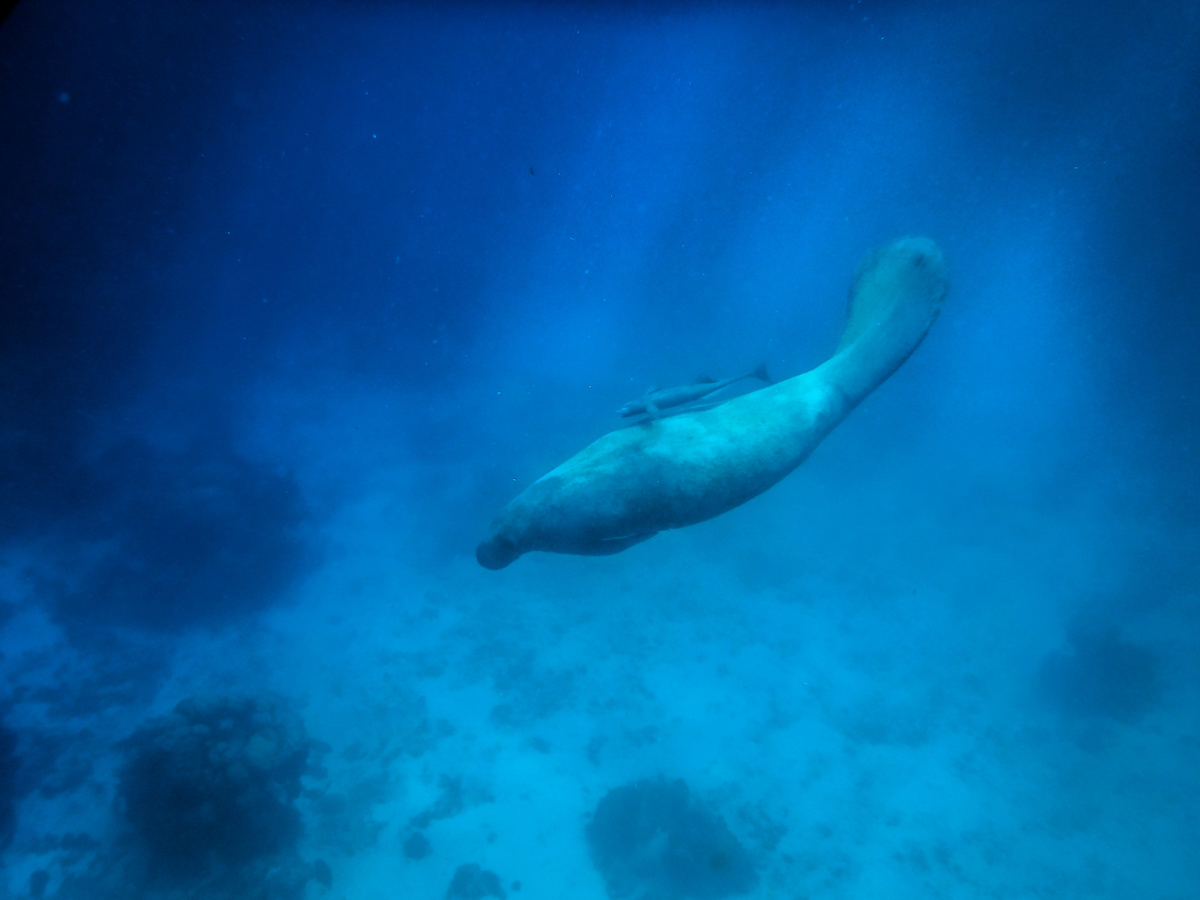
[477,237,948,570]
[618,364,771,419]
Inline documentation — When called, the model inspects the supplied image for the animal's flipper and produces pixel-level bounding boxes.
[580,532,659,555]
[751,363,771,384]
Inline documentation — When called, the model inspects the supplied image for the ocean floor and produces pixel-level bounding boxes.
[2,450,1198,900]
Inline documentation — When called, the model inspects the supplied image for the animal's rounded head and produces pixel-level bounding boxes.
[476,534,521,570]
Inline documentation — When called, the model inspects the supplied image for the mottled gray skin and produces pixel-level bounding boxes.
[477,237,948,570]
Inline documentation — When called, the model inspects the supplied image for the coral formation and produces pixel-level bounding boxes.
[55,438,313,633]
[404,830,432,860]
[410,774,493,828]
[445,863,507,899]
[116,695,312,881]
[1038,616,1162,723]
[586,777,757,899]
[0,720,17,848]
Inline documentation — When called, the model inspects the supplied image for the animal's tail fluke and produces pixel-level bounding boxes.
[751,363,771,384]
[822,237,948,406]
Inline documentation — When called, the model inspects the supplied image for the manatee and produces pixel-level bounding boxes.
[476,237,948,570]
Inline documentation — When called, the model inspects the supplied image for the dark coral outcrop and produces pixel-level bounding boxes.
[1038,616,1162,723]
[586,777,757,900]
[116,695,312,882]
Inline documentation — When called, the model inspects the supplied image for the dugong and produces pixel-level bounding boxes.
[476,237,948,570]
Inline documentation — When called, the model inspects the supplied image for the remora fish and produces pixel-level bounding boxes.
[619,363,771,418]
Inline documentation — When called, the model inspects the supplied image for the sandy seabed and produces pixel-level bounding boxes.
[3,453,1198,900]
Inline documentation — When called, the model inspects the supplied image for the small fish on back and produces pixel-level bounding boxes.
[619,363,771,419]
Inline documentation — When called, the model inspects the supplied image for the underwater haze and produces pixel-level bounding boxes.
[1,1,1198,897]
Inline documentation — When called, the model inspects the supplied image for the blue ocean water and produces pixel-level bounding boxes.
[1,1,1197,897]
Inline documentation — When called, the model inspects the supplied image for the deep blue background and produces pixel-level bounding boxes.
[1,0,1197,634]
[2,2,1199,896]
